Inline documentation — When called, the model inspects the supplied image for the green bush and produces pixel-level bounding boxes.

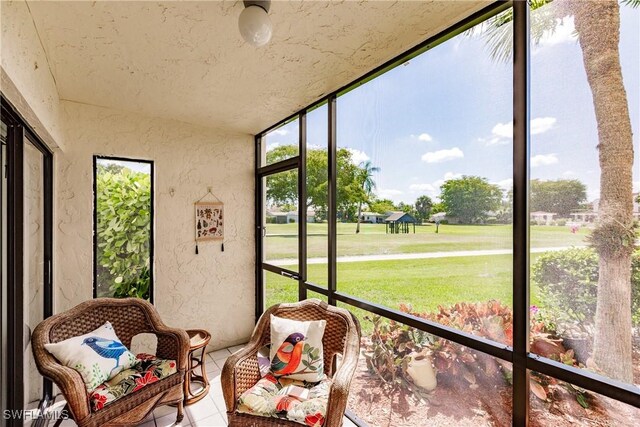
[96,165,151,300]
[532,248,640,328]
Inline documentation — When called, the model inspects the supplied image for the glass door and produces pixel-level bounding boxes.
[23,137,46,412]
[1,97,53,426]
[256,115,307,317]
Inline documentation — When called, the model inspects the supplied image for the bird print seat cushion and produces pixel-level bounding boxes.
[89,353,177,412]
[269,315,326,382]
[237,372,331,427]
[44,321,138,392]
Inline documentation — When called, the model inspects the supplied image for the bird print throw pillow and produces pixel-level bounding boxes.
[44,321,137,393]
[269,315,326,383]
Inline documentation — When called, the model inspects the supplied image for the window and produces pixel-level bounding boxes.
[93,157,153,301]
[336,13,513,343]
[255,2,640,426]
[529,0,640,394]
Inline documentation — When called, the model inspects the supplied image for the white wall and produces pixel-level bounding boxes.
[2,0,256,353]
[56,101,256,350]
[0,0,64,149]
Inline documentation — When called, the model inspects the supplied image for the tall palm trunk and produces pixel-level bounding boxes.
[571,0,634,383]
[356,202,363,234]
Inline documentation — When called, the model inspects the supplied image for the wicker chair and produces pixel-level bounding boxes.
[221,299,361,427]
[31,298,190,427]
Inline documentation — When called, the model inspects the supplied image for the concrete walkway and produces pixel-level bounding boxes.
[268,245,583,266]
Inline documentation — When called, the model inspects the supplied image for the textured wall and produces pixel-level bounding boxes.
[26,0,490,134]
[56,101,256,350]
[0,0,64,149]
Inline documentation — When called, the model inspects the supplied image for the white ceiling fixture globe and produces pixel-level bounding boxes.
[238,5,272,47]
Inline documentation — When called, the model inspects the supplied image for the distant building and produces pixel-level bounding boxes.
[385,212,417,234]
[570,193,640,223]
[360,212,386,224]
[430,212,447,222]
[530,211,556,225]
[266,211,288,224]
[285,210,316,223]
[570,211,597,224]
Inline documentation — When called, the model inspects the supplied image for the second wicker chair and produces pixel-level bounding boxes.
[221,299,361,427]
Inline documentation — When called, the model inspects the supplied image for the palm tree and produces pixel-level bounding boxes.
[355,161,380,234]
[481,0,637,382]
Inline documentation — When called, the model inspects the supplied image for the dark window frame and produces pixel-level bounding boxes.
[1,94,54,427]
[92,155,155,304]
[255,1,640,424]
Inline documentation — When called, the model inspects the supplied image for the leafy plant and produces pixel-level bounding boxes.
[363,302,584,405]
[532,248,640,329]
[96,164,151,300]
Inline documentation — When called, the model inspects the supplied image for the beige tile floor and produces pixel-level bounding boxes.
[48,344,358,427]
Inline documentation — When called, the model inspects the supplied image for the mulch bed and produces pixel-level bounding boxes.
[347,349,640,427]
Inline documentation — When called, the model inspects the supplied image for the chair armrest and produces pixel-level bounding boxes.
[326,313,361,427]
[152,326,190,372]
[221,340,264,413]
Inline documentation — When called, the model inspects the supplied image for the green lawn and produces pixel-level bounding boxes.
[264,223,589,260]
[265,253,545,333]
[263,223,584,334]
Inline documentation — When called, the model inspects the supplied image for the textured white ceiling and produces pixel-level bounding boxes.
[28,0,491,134]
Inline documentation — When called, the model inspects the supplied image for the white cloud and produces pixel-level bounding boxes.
[432,172,463,189]
[346,148,370,165]
[409,183,436,192]
[272,128,289,136]
[531,153,559,167]
[418,133,433,142]
[492,178,513,191]
[562,170,576,177]
[492,122,512,139]
[531,117,557,135]
[481,117,557,146]
[443,172,462,180]
[377,188,404,199]
[266,142,280,152]
[634,181,640,193]
[421,147,464,163]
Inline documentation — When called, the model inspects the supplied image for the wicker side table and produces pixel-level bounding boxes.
[184,329,211,405]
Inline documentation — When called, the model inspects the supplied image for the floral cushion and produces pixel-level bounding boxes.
[89,353,177,412]
[237,373,330,427]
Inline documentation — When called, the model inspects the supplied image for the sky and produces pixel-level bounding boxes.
[98,158,151,174]
[266,4,639,205]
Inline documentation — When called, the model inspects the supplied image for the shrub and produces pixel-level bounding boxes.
[96,165,151,300]
[532,248,640,329]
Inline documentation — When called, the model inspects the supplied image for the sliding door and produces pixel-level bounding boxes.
[1,97,53,426]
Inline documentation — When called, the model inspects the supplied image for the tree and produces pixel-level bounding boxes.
[415,195,434,223]
[530,179,587,216]
[337,148,365,222]
[431,202,446,215]
[355,161,380,233]
[481,0,638,381]
[440,176,502,224]
[368,198,396,215]
[265,145,298,208]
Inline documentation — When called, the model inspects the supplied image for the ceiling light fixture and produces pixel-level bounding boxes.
[238,1,272,47]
